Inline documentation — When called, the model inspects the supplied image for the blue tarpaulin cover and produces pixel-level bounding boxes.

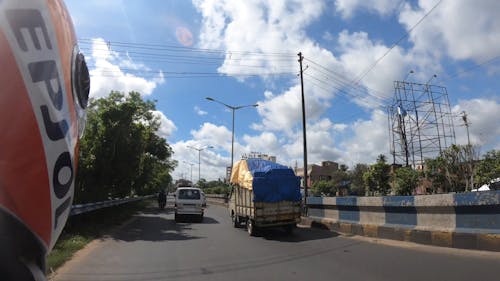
[245,158,302,203]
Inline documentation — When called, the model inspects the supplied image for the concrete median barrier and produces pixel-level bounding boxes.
[305,191,500,251]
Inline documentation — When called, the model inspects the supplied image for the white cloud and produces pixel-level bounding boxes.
[191,122,232,148]
[242,132,280,154]
[399,0,500,64]
[194,106,207,116]
[152,110,177,139]
[451,98,500,149]
[172,123,236,181]
[193,0,325,78]
[187,0,500,180]
[171,139,229,181]
[333,123,347,131]
[322,31,334,41]
[336,30,413,105]
[339,109,390,165]
[88,38,165,98]
[335,0,401,19]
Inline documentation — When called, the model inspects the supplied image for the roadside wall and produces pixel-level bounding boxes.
[305,191,500,251]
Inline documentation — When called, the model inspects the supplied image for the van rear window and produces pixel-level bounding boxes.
[178,189,200,200]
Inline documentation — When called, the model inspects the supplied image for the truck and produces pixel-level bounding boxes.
[228,158,302,236]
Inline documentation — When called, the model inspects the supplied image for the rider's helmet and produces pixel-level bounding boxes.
[0,0,89,278]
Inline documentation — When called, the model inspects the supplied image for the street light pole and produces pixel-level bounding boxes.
[187,145,213,184]
[206,97,258,175]
[231,108,235,173]
[183,161,195,183]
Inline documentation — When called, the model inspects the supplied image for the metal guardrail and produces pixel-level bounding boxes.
[204,194,228,205]
[70,195,155,216]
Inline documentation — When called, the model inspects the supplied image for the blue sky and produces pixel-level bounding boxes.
[65,0,500,181]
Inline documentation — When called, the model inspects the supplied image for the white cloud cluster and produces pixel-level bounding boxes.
[399,0,500,64]
[335,0,401,19]
[152,110,177,139]
[176,0,500,180]
[339,109,390,165]
[194,106,207,116]
[452,99,500,149]
[88,38,165,98]
[191,122,232,150]
[172,124,233,180]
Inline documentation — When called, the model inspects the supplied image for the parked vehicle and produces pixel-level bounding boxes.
[174,187,204,222]
[228,158,302,236]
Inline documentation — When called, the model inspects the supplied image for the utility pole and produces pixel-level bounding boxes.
[461,111,473,190]
[298,52,308,214]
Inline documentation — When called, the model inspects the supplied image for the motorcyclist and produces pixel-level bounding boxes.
[0,0,90,279]
[158,189,167,209]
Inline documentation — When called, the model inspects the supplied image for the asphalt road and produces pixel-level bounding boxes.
[52,203,500,281]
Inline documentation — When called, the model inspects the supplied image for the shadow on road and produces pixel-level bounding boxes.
[110,214,202,242]
[175,216,219,224]
[138,206,174,215]
[257,226,339,242]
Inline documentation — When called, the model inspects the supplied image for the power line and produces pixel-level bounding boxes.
[304,72,386,108]
[352,0,443,85]
[89,71,295,79]
[80,46,293,63]
[304,58,390,101]
[439,54,500,82]
[302,58,390,106]
[78,38,296,57]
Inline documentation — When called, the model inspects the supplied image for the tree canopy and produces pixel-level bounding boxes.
[75,91,177,203]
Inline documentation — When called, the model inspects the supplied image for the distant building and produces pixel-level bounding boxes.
[295,161,339,187]
[241,152,276,162]
[226,166,232,182]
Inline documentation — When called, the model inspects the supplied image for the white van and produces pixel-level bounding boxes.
[174,187,204,222]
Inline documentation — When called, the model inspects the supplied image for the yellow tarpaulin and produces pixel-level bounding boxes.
[230,160,253,190]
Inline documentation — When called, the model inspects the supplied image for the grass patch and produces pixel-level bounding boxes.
[46,199,152,273]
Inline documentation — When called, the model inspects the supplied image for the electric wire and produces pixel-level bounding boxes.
[352,0,443,85]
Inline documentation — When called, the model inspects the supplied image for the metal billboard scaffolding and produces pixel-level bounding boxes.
[388,81,456,169]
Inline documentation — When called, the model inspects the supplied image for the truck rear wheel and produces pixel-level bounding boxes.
[247,219,257,236]
[284,224,295,235]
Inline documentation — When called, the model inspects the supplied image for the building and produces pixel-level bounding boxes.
[241,152,276,162]
[295,161,339,187]
[225,166,232,182]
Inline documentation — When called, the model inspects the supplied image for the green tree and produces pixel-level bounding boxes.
[330,167,350,195]
[475,150,500,186]
[364,155,391,195]
[350,164,369,196]
[424,157,448,193]
[363,171,377,196]
[393,167,420,195]
[311,180,335,196]
[76,91,176,203]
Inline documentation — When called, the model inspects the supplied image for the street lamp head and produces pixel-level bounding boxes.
[253,104,259,107]
[206,97,214,101]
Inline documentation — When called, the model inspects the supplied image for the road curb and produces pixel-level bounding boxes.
[302,216,500,252]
